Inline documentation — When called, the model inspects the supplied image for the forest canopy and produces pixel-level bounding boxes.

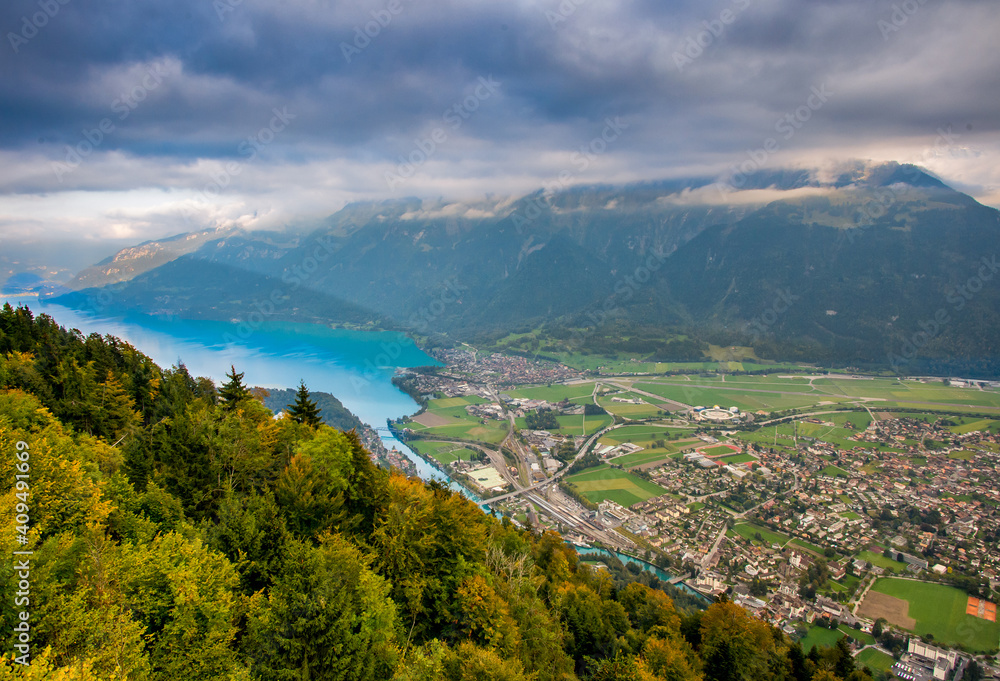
[0,304,874,680]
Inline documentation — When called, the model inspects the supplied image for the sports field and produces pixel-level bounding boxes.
[855,648,894,674]
[861,578,1000,652]
[563,464,667,507]
[967,596,997,622]
[408,441,479,465]
[730,522,789,545]
[857,551,906,572]
[699,443,741,457]
[719,453,757,465]
[798,625,861,653]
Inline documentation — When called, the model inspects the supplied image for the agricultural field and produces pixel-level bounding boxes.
[633,381,837,412]
[949,450,977,460]
[617,373,1000,415]
[516,413,614,436]
[597,426,700,467]
[862,578,1000,652]
[505,382,598,403]
[408,439,455,457]
[407,398,509,444]
[563,465,667,507]
[611,449,682,469]
[705,344,757,362]
[425,395,488,408]
[946,417,1000,434]
[820,465,850,478]
[735,414,905,454]
[412,422,508,444]
[737,362,817,372]
[598,425,694,446]
[546,348,814,374]
[540,351,694,374]
[598,392,669,419]
[556,413,614,436]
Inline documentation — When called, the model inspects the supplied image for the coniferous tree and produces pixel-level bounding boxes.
[287,380,322,426]
[219,365,250,409]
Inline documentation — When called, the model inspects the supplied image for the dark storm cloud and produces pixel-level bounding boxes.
[2,0,994,153]
[0,0,998,238]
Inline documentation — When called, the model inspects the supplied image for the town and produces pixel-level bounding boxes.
[390,349,1000,679]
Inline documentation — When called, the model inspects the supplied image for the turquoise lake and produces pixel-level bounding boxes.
[1,294,460,489]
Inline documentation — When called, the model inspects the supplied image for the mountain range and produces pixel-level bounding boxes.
[50,162,1000,377]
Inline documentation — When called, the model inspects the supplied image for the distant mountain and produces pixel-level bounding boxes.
[69,227,242,289]
[59,162,1000,376]
[1,237,134,292]
[656,182,1000,374]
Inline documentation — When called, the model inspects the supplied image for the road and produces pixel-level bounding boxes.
[604,379,693,411]
[702,523,729,568]
[484,419,620,504]
[734,472,800,519]
[478,382,633,548]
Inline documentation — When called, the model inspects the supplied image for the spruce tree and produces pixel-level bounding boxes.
[219,365,250,409]
[287,380,322,426]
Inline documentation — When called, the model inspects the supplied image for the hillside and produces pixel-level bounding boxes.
[57,162,1000,376]
[260,386,364,432]
[0,303,880,680]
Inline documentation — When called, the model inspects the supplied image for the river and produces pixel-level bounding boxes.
[575,546,709,600]
[0,295,475,495]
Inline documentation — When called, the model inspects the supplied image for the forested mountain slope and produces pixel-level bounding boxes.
[59,163,1000,375]
[0,303,876,680]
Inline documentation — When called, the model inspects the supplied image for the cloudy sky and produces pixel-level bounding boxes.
[1,0,998,244]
